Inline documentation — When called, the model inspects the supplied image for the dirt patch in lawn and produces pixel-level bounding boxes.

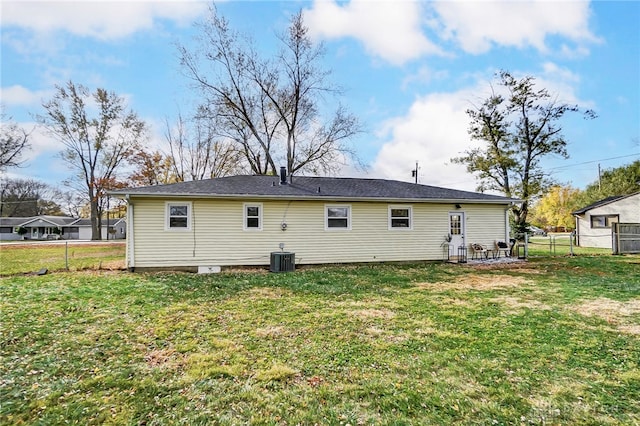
[416,274,532,291]
[573,298,640,335]
[254,325,287,338]
[490,295,552,313]
[93,259,125,270]
[144,348,184,370]
[350,308,397,320]
[244,287,292,299]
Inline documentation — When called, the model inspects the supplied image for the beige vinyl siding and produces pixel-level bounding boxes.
[128,197,509,267]
[463,204,510,247]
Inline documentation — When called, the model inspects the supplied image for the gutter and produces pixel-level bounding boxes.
[109,192,522,205]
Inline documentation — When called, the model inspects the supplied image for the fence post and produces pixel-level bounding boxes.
[524,233,529,258]
[569,231,574,256]
[65,241,69,270]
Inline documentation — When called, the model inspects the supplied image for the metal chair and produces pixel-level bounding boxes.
[494,241,510,258]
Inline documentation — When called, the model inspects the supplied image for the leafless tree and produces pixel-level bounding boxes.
[0,109,31,171]
[165,112,243,181]
[179,7,361,177]
[38,81,146,239]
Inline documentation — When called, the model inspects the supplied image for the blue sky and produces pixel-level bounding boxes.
[1,0,639,193]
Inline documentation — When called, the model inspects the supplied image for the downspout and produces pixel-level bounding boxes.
[505,204,511,242]
[126,195,135,272]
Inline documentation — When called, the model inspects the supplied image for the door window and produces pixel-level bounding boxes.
[450,214,462,235]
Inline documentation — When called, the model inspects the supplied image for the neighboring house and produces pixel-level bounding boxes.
[72,218,127,240]
[0,215,126,241]
[572,192,640,249]
[110,172,519,271]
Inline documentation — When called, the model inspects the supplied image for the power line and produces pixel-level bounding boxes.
[548,153,639,171]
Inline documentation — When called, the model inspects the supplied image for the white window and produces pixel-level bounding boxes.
[325,205,351,230]
[243,203,262,231]
[389,206,412,230]
[166,202,191,231]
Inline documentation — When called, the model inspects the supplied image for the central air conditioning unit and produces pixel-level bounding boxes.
[270,252,295,272]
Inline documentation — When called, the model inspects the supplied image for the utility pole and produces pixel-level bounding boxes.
[411,161,419,184]
[598,163,602,191]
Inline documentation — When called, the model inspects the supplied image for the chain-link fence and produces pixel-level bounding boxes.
[1,241,126,275]
[525,232,635,257]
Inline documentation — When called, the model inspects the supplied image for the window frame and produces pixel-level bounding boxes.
[243,203,263,231]
[590,214,619,229]
[165,201,192,231]
[325,204,351,231]
[388,205,413,230]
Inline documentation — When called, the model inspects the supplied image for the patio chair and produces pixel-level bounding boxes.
[470,243,489,260]
[494,241,510,258]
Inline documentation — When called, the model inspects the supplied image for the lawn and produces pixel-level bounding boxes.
[1,252,638,425]
[0,242,125,276]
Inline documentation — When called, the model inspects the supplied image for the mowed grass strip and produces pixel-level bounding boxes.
[0,242,126,276]
[1,256,638,425]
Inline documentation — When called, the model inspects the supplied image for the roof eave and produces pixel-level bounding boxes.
[113,192,519,205]
[18,217,64,227]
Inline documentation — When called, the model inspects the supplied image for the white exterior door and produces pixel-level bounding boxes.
[31,227,39,239]
[448,212,465,255]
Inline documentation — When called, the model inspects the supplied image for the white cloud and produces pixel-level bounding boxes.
[303,0,442,65]
[303,1,599,65]
[433,1,599,54]
[371,87,482,191]
[1,0,207,40]
[6,122,61,180]
[0,85,53,107]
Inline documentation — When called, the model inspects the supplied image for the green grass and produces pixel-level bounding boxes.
[0,242,125,275]
[1,252,639,425]
[528,234,611,257]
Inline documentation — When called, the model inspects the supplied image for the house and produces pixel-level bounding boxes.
[0,215,126,241]
[572,192,640,249]
[72,218,127,240]
[110,171,519,271]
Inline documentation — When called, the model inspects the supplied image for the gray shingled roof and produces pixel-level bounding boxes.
[0,216,78,227]
[111,175,517,203]
[572,192,639,215]
[0,217,29,227]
